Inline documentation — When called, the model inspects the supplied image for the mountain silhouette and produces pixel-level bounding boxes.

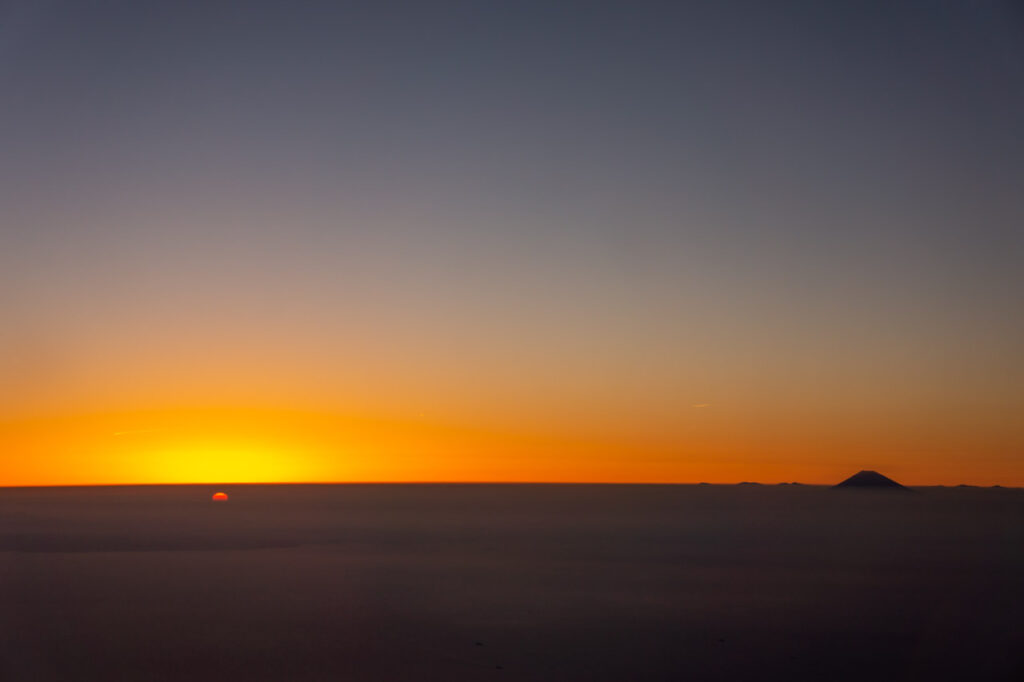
[833,470,908,490]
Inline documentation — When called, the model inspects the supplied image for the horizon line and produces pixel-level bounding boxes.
[1,480,1019,490]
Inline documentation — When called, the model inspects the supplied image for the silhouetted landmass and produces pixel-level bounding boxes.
[1,483,1021,681]
[833,470,908,490]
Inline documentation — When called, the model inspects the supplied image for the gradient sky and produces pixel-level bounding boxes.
[2,0,1022,486]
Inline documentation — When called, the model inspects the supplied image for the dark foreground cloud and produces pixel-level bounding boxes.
[2,485,1023,681]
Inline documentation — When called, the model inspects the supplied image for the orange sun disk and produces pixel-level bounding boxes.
[211,492,229,501]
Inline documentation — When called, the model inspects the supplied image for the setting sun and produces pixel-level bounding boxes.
[2,2,1023,680]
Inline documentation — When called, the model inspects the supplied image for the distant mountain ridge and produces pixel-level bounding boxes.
[833,470,908,490]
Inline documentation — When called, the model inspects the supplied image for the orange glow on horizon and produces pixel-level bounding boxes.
[1,405,1021,488]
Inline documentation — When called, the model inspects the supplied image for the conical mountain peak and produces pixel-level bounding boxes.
[833,470,908,489]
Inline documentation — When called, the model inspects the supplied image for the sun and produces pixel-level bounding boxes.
[211,492,229,501]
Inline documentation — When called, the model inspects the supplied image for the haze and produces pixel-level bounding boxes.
[4,484,1024,681]
[2,1,1022,486]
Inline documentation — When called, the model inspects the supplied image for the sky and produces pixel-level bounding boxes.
[1,0,1022,486]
